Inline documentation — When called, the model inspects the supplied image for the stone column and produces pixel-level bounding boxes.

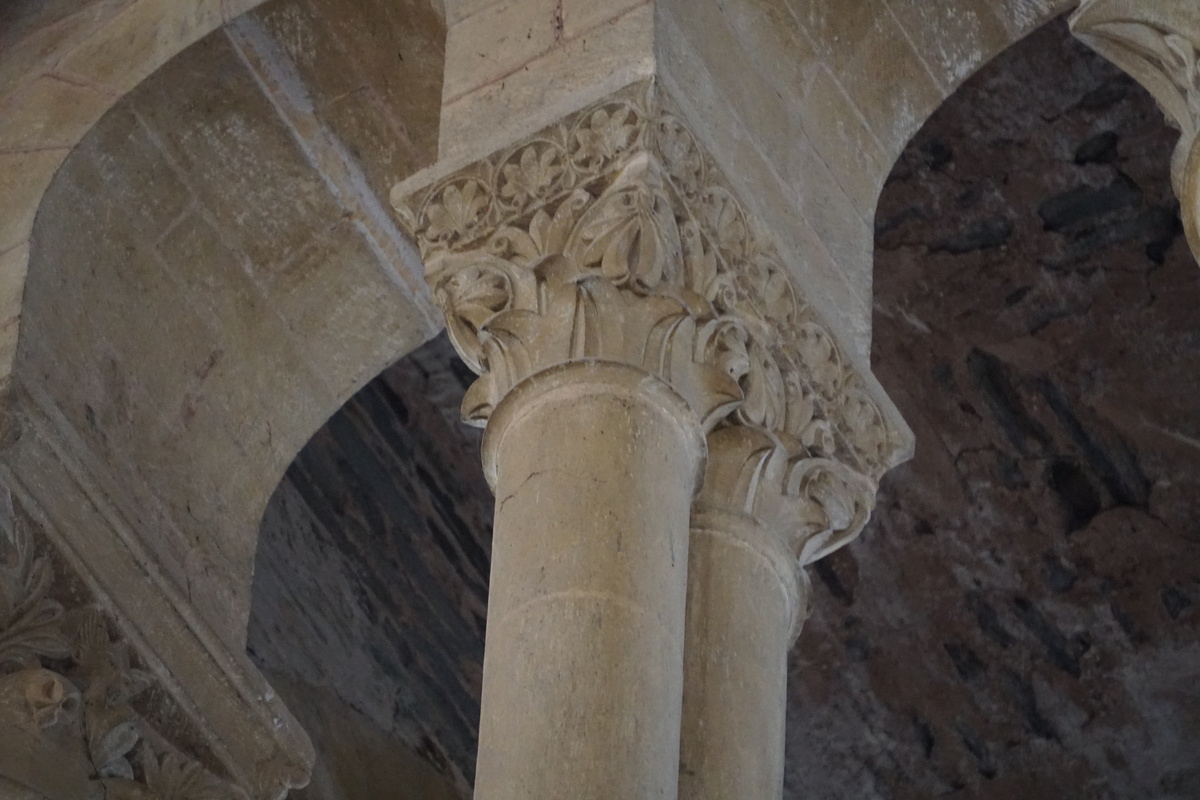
[393,82,909,799]
[475,361,704,799]
[1071,0,1200,258]
[396,147,749,799]
[679,427,875,800]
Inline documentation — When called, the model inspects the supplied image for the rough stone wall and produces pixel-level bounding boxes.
[252,341,488,798]
[788,18,1200,799]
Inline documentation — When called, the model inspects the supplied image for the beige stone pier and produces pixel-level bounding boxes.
[476,361,704,799]
[394,82,911,798]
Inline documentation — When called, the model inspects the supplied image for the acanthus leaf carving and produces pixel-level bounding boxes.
[394,80,907,481]
[699,425,876,570]
[0,517,73,671]
[0,510,248,800]
[697,424,875,640]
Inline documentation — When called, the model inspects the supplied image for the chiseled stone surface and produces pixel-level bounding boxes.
[20,0,445,648]
[252,17,1200,800]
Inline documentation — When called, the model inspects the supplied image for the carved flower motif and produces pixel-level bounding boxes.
[793,323,841,392]
[838,383,889,465]
[657,117,703,196]
[425,180,489,245]
[0,520,72,672]
[23,668,80,729]
[572,107,639,171]
[499,144,566,209]
[700,189,750,262]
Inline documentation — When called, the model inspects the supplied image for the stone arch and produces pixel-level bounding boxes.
[1,0,277,374]
[15,0,448,649]
[0,1,1112,794]
[1,0,1078,390]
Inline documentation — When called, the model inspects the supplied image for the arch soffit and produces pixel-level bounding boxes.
[0,0,272,373]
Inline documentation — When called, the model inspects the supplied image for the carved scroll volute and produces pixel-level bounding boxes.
[0,668,91,799]
[698,425,877,640]
[700,426,876,562]
[1071,0,1200,254]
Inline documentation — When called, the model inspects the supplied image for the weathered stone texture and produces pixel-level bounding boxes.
[20,0,446,646]
[787,19,1200,799]
[252,341,489,798]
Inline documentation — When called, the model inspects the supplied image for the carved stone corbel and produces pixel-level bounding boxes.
[1071,0,1200,258]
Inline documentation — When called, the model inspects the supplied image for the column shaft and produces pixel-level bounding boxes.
[475,361,705,800]
[679,509,804,800]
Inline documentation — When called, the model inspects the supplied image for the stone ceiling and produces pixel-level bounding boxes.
[248,16,1200,800]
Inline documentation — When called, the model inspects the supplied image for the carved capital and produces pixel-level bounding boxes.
[394,81,907,480]
[697,425,876,640]
[1071,0,1200,254]
[0,507,254,800]
[700,426,875,567]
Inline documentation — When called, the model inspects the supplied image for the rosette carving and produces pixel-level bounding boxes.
[393,80,906,480]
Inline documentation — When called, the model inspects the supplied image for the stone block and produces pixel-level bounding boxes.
[154,208,286,370]
[269,221,432,403]
[0,0,117,98]
[0,149,63,253]
[795,65,889,217]
[64,103,192,239]
[994,0,1078,38]
[886,0,1010,91]
[837,11,946,164]
[698,0,816,89]
[310,0,446,161]
[253,0,364,99]
[784,0,875,73]
[0,242,27,321]
[320,87,425,205]
[444,0,503,26]
[0,73,115,151]
[131,34,343,279]
[561,0,647,40]
[440,2,654,160]
[58,0,225,92]
[444,0,560,101]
